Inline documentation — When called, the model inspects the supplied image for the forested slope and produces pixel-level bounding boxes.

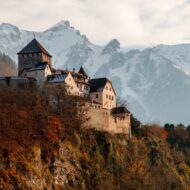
[0,87,190,190]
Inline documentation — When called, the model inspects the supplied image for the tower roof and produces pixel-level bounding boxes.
[78,66,88,77]
[17,38,52,57]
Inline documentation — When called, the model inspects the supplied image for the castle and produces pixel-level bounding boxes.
[1,38,131,136]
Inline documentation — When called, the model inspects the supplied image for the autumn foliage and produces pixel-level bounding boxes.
[0,84,85,148]
[1,85,190,189]
[47,115,63,142]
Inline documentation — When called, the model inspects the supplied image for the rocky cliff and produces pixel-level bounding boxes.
[0,87,190,190]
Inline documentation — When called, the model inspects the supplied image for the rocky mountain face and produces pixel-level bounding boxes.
[1,127,190,190]
[0,21,190,125]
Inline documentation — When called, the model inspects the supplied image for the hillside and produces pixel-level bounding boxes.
[0,52,17,76]
[1,21,190,124]
[0,87,190,189]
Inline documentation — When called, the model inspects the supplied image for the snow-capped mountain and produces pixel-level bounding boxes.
[1,21,190,125]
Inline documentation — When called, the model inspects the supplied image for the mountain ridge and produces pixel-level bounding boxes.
[1,21,190,125]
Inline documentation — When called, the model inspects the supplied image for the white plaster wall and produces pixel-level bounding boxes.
[102,82,116,110]
[65,73,79,96]
[90,92,103,104]
[76,83,90,97]
[24,65,51,83]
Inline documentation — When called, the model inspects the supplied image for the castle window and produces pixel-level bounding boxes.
[29,53,32,57]
[112,96,114,101]
[106,86,108,90]
[109,95,111,100]
[96,94,98,98]
[106,94,108,99]
[24,54,27,58]
[110,88,112,91]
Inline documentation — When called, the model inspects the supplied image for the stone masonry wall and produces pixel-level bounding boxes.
[84,103,131,136]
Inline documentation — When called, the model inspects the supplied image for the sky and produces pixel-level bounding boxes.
[0,0,190,46]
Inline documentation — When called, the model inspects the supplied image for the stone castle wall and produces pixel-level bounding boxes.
[0,77,131,136]
[84,103,131,136]
[0,77,36,89]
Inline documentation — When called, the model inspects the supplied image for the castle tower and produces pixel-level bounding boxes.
[17,38,52,75]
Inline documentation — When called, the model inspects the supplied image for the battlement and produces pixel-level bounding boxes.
[84,102,131,136]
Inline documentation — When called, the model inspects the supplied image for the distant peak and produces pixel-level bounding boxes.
[109,39,120,45]
[0,23,18,30]
[102,39,120,55]
[47,20,71,31]
[54,20,70,27]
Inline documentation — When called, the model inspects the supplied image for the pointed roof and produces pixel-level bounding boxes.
[78,66,88,77]
[47,73,68,83]
[17,38,52,57]
[90,78,116,95]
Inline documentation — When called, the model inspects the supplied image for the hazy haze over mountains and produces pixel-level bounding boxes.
[0,21,190,125]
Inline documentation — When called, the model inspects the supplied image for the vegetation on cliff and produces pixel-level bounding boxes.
[0,52,17,76]
[0,86,190,189]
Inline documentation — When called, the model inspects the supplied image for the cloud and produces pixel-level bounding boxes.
[0,0,190,46]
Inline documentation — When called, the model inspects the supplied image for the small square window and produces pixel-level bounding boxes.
[96,94,98,98]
